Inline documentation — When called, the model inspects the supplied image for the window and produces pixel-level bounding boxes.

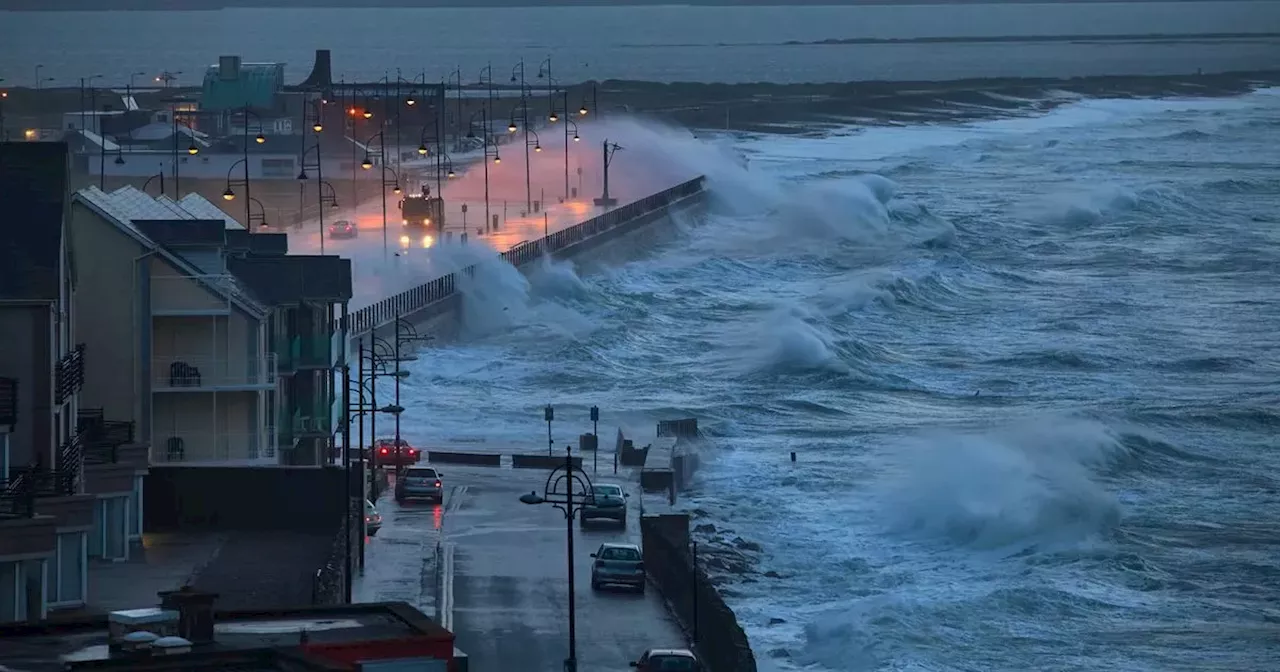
[600,546,641,561]
[592,485,623,497]
[406,468,437,479]
[89,499,104,558]
[104,496,127,561]
[0,561,16,622]
[261,158,294,177]
[54,532,85,605]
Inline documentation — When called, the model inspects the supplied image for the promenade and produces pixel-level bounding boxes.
[352,464,687,670]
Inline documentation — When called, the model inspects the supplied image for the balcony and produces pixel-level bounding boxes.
[155,428,279,465]
[150,273,240,316]
[1,467,77,518]
[152,354,277,392]
[54,343,85,405]
[277,335,334,372]
[0,376,15,427]
[77,409,139,465]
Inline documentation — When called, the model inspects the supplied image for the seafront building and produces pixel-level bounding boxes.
[0,141,352,622]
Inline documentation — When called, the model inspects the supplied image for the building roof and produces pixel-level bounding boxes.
[228,255,353,306]
[226,231,288,257]
[178,194,243,229]
[134,219,228,248]
[73,186,265,317]
[0,601,451,672]
[0,142,68,302]
[202,63,285,112]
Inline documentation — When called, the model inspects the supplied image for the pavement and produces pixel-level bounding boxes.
[354,463,687,671]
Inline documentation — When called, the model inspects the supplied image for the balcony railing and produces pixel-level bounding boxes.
[77,408,138,465]
[0,376,15,426]
[55,343,86,405]
[156,427,279,464]
[152,354,278,391]
[275,335,333,372]
[0,467,77,518]
[150,273,260,316]
[291,409,333,437]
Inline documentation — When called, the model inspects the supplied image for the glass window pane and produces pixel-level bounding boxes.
[0,561,17,622]
[88,500,104,558]
[106,497,126,560]
[57,533,84,603]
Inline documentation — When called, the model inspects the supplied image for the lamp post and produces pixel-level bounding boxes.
[558,90,582,202]
[299,101,332,248]
[590,405,599,473]
[169,104,200,198]
[141,172,165,196]
[246,197,269,229]
[78,74,102,134]
[220,105,267,226]
[517,446,596,672]
[156,71,182,88]
[593,140,623,207]
[1,80,7,141]
[510,59,533,214]
[360,130,402,258]
[101,103,126,190]
[466,109,499,234]
[342,347,407,592]
[445,66,463,151]
[368,316,429,476]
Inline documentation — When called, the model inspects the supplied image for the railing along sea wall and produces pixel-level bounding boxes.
[341,176,706,337]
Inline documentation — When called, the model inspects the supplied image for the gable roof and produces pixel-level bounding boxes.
[0,142,68,302]
[228,255,353,306]
[178,193,244,229]
[73,186,266,318]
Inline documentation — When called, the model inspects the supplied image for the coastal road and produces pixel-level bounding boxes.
[441,465,687,671]
[352,472,455,615]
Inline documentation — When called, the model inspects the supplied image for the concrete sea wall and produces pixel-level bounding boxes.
[342,175,707,344]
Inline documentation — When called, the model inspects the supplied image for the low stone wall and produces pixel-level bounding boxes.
[641,513,757,672]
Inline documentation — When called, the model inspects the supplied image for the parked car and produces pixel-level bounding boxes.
[329,220,357,239]
[364,500,382,536]
[629,648,700,671]
[395,466,444,504]
[581,483,628,527]
[372,438,420,467]
[590,543,645,593]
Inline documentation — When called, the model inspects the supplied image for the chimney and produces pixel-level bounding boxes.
[158,585,219,645]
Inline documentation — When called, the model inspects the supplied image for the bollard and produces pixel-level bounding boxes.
[460,232,468,245]
[492,213,499,230]
[790,451,796,462]
[534,200,541,213]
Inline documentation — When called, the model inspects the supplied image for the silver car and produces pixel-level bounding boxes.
[395,466,443,504]
[580,483,628,527]
[590,543,645,593]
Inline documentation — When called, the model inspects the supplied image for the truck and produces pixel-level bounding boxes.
[398,185,444,232]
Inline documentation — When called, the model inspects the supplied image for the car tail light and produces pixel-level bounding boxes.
[380,447,388,454]
[434,480,441,487]
[365,516,372,522]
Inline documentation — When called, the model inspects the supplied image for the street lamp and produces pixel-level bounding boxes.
[166,103,201,197]
[141,172,165,196]
[517,446,596,672]
[593,140,623,207]
[368,316,430,477]
[247,196,269,229]
[220,106,266,225]
[467,109,499,233]
[559,89,582,201]
[78,74,103,133]
[362,130,401,258]
[510,59,533,213]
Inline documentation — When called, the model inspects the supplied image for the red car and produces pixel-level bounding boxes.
[372,438,420,467]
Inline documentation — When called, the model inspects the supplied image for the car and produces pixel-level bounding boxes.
[372,438,420,468]
[364,499,382,536]
[328,220,357,239]
[581,483,628,527]
[395,466,444,504]
[629,648,701,671]
[590,543,645,593]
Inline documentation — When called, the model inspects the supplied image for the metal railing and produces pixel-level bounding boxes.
[340,175,706,337]
[276,335,333,371]
[55,344,86,405]
[152,353,278,390]
[78,408,139,465]
[155,427,279,463]
[0,467,78,518]
[0,376,15,426]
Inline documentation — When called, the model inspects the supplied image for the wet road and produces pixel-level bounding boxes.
[365,464,687,671]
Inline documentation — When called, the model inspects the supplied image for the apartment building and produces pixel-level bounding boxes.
[0,142,146,622]
[70,187,276,465]
[70,185,352,468]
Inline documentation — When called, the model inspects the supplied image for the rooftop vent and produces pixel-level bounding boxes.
[108,607,178,651]
[159,585,219,645]
[120,631,159,653]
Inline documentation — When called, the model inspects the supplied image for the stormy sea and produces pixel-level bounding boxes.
[390,82,1280,672]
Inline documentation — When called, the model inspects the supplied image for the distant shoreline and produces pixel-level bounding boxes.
[0,0,1228,11]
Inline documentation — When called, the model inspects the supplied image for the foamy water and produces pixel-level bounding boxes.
[395,89,1280,671]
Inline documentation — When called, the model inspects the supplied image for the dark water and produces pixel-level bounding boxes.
[0,1,1277,84]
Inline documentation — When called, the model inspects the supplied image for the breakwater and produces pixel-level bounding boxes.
[341,175,705,339]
